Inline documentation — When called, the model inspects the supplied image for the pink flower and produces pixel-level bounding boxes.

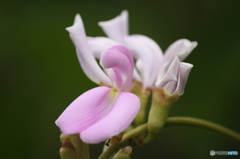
[55,45,140,144]
[99,11,197,95]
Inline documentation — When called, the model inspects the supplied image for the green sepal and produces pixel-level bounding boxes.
[144,87,179,143]
[59,133,89,159]
[112,146,132,159]
[131,80,151,126]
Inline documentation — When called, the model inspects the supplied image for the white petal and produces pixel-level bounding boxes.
[66,14,111,86]
[155,57,180,89]
[130,35,163,61]
[133,68,142,82]
[98,11,128,44]
[87,37,118,59]
[165,81,178,95]
[176,62,193,95]
[119,10,129,36]
[164,39,197,63]
[125,35,163,88]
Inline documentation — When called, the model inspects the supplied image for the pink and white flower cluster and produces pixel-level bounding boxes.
[55,11,197,144]
[99,11,197,95]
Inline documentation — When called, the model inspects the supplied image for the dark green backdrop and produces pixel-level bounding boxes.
[1,0,240,158]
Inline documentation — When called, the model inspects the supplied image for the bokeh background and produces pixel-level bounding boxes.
[1,0,240,158]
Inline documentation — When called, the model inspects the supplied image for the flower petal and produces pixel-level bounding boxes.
[108,69,123,91]
[101,45,134,91]
[125,35,163,88]
[55,87,114,135]
[98,10,128,44]
[80,91,140,144]
[133,68,142,82]
[155,57,180,92]
[87,37,118,59]
[164,39,197,63]
[176,62,193,95]
[129,35,163,61]
[164,81,178,95]
[66,14,111,86]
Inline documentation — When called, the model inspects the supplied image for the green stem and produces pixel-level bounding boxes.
[98,116,240,159]
[165,116,240,142]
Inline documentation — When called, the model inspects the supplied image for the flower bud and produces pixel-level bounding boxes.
[60,137,78,159]
[59,133,89,159]
[112,146,132,159]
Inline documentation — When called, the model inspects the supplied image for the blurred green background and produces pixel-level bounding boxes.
[1,0,240,158]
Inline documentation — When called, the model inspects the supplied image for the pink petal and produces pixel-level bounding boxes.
[80,91,140,144]
[176,62,193,95]
[100,45,134,91]
[66,14,111,86]
[108,69,123,91]
[164,39,197,63]
[98,10,128,44]
[108,43,134,68]
[55,87,113,135]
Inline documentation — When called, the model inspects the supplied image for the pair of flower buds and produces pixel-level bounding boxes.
[55,11,197,144]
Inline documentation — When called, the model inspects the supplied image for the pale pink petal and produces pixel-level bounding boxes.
[164,39,197,63]
[129,35,163,61]
[55,87,113,135]
[164,81,178,95]
[133,68,142,82]
[125,36,157,88]
[98,11,128,44]
[176,62,193,95]
[80,91,140,144]
[119,10,129,36]
[101,45,134,91]
[66,14,111,86]
[87,37,118,59]
[125,35,163,88]
[155,57,180,90]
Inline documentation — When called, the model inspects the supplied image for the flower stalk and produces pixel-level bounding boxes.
[99,116,240,158]
[165,117,240,143]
